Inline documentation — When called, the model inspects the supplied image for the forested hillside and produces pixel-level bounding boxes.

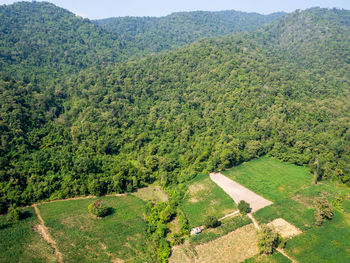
[0,2,285,83]
[95,10,285,55]
[0,4,350,214]
[0,1,126,82]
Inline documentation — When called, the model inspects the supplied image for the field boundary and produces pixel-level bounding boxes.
[33,204,63,263]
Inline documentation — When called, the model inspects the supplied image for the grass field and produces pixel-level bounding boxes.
[222,156,312,201]
[0,207,56,263]
[222,156,350,263]
[180,173,236,228]
[244,251,292,263]
[342,199,350,213]
[131,185,168,203]
[285,211,350,263]
[38,195,156,263]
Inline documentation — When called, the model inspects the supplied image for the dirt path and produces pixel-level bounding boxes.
[247,213,260,230]
[276,248,298,263]
[209,172,273,212]
[218,210,239,221]
[33,205,63,263]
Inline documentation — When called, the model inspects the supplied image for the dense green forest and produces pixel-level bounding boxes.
[0,2,285,83]
[95,10,285,55]
[0,1,126,82]
[0,2,350,214]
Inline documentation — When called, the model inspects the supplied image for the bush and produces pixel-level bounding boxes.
[157,238,171,263]
[7,205,21,222]
[314,197,333,226]
[88,200,110,217]
[238,200,250,215]
[257,225,281,254]
[204,215,219,228]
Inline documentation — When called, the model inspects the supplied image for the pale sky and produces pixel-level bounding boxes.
[0,0,349,19]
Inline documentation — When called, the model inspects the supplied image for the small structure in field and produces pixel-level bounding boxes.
[191,226,204,235]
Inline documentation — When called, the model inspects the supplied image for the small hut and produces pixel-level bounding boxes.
[190,226,204,235]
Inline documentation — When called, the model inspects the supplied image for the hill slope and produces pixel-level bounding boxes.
[1,7,349,213]
[0,1,125,81]
[95,10,285,55]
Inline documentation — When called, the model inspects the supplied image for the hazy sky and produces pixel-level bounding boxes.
[1,0,349,19]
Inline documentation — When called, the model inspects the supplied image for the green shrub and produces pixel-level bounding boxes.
[177,209,190,236]
[157,238,171,263]
[238,200,251,215]
[169,233,184,246]
[88,200,110,217]
[257,225,281,254]
[7,205,21,222]
[204,215,219,228]
[314,197,333,226]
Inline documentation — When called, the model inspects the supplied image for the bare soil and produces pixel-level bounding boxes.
[169,224,259,263]
[267,218,302,239]
[209,172,273,212]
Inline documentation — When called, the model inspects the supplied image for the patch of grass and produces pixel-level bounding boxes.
[244,251,292,263]
[0,207,56,263]
[222,156,312,201]
[342,199,350,213]
[254,199,315,231]
[38,195,157,263]
[131,185,168,203]
[222,157,350,263]
[285,211,350,263]
[189,215,251,245]
[180,174,236,227]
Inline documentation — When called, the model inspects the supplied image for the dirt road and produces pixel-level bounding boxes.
[33,204,63,263]
[209,172,273,212]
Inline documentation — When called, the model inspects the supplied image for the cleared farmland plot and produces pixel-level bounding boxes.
[222,156,312,201]
[169,223,259,263]
[37,195,156,263]
[223,157,350,263]
[180,173,236,228]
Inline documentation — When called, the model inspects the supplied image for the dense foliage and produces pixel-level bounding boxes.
[95,10,285,56]
[204,215,219,228]
[238,200,251,215]
[314,197,333,225]
[0,2,349,215]
[0,1,126,82]
[257,225,282,254]
[88,199,110,217]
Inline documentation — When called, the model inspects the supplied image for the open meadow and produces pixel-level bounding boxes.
[223,157,350,263]
[180,173,237,228]
[0,207,56,263]
[37,195,156,263]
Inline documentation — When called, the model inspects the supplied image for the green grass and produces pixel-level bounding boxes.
[285,211,350,263]
[0,207,56,263]
[342,199,350,213]
[189,215,251,245]
[244,251,292,263]
[222,156,312,201]
[38,195,156,263]
[221,157,350,263]
[180,174,236,228]
[131,185,168,203]
[254,199,315,231]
